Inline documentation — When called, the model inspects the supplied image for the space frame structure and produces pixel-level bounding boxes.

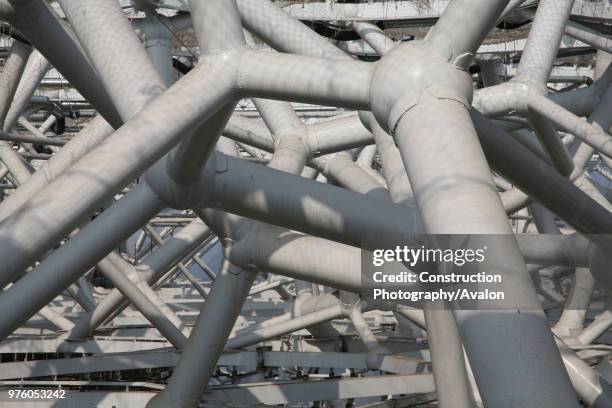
[0,0,611,407]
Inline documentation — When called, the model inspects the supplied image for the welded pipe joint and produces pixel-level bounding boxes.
[369,42,473,134]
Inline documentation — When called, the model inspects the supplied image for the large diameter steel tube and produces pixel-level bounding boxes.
[0,116,114,222]
[361,112,416,206]
[60,0,234,190]
[2,0,122,127]
[4,49,51,132]
[514,234,593,267]
[236,0,349,60]
[396,100,577,407]
[514,0,575,88]
[0,40,30,126]
[0,40,33,185]
[238,49,373,111]
[368,39,578,406]
[351,21,396,56]
[424,0,508,68]
[367,97,473,408]
[0,61,234,289]
[471,111,612,247]
[57,0,165,122]
[570,55,612,180]
[190,0,244,53]
[146,262,257,408]
[165,105,236,185]
[0,183,164,341]
[393,96,579,407]
[164,0,244,184]
[314,153,389,201]
[511,0,576,177]
[205,152,418,249]
[225,222,362,292]
[307,114,374,156]
[565,20,612,54]
[527,93,612,158]
[151,64,316,406]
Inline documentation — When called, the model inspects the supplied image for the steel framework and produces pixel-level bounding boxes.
[0,0,611,407]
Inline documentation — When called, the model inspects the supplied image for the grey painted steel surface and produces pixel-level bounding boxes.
[0,0,122,126]
[4,49,51,133]
[68,219,211,340]
[146,260,257,408]
[0,40,32,185]
[0,0,610,407]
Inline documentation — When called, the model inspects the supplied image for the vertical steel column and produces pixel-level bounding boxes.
[365,108,473,407]
[391,81,579,408]
[368,0,579,403]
